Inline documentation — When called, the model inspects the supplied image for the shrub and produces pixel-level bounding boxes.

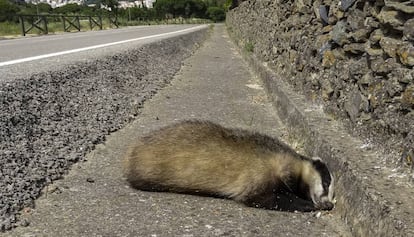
[206,6,225,22]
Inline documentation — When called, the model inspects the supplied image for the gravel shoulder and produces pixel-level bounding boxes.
[4,24,351,236]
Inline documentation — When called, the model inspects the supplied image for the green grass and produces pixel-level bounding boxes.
[0,21,21,36]
[244,41,254,53]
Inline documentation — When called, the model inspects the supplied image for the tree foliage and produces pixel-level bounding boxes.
[0,0,19,21]
[207,6,224,22]
[101,0,119,13]
[153,0,208,18]
[118,6,154,20]
[54,3,82,14]
[37,3,53,13]
[152,0,228,20]
[0,0,229,22]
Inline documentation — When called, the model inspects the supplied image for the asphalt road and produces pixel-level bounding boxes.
[0,25,205,64]
[0,24,207,81]
[5,24,352,236]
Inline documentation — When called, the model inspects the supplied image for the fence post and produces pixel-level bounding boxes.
[19,15,26,36]
[76,16,80,31]
[62,15,66,32]
[99,15,102,30]
[42,16,48,34]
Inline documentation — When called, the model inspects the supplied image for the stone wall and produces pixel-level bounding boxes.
[227,0,414,170]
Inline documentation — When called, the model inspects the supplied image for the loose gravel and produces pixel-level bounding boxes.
[0,28,208,231]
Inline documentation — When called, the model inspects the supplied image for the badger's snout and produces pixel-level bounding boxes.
[316,201,334,211]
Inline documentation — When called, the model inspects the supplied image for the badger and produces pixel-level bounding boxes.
[123,120,335,212]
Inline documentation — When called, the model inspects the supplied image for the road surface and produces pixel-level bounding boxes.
[0,24,207,80]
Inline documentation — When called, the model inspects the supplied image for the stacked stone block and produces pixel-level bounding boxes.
[227,0,414,171]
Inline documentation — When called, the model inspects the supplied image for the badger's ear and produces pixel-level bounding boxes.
[311,157,323,162]
[311,157,329,172]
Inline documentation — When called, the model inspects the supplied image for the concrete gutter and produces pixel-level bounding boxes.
[228,29,414,237]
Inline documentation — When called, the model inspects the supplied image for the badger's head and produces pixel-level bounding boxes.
[299,157,335,210]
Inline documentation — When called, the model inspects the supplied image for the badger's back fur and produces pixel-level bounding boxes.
[123,120,334,212]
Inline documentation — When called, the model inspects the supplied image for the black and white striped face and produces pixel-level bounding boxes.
[307,157,335,210]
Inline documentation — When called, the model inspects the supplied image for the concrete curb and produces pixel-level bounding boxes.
[227,30,414,237]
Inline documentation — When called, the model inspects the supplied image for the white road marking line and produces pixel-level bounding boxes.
[0,25,206,67]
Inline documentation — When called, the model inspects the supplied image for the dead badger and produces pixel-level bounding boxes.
[123,120,335,212]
